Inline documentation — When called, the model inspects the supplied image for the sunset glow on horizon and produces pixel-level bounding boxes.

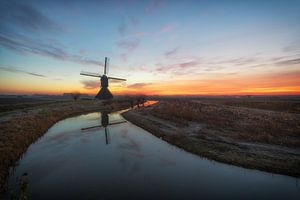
[1,0,300,96]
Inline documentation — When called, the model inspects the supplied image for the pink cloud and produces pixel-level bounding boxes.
[127,83,152,89]
[159,24,176,33]
[117,38,139,52]
[179,61,199,68]
[156,60,200,72]
[81,80,99,89]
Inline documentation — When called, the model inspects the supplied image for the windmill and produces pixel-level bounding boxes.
[81,111,127,145]
[80,57,126,99]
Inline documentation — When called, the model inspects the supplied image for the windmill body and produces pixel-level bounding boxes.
[96,75,113,99]
[80,57,126,100]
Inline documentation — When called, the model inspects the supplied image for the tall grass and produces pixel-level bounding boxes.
[149,100,300,147]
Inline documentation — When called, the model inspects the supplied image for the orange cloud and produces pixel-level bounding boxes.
[113,71,300,95]
[1,71,300,96]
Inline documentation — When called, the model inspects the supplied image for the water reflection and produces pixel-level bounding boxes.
[81,111,126,145]
[7,110,300,200]
[9,173,29,200]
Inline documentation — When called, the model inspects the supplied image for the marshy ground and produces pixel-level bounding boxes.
[122,96,300,177]
[1,95,299,193]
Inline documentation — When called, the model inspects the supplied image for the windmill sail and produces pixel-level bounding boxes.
[81,125,102,131]
[108,77,126,81]
[104,57,108,74]
[80,71,101,78]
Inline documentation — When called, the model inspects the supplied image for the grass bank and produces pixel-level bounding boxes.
[122,100,300,177]
[0,99,131,192]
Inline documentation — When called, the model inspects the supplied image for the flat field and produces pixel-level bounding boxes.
[123,96,300,177]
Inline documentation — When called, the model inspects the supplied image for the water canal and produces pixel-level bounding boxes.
[7,109,300,199]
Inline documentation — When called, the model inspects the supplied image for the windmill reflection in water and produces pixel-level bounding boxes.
[81,111,126,144]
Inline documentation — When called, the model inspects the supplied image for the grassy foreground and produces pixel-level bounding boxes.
[122,99,300,177]
[0,99,131,193]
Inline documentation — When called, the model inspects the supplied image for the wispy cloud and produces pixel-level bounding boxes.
[209,57,259,66]
[127,83,152,89]
[145,0,163,14]
[159,24,176,34]
[0,1,103,67]
[130,16,139,27]
[282,45,300,53]
[203,66,224,72]
[118,22,128,36]
[156,60,200,72]
[117,38,140,53]
[0,33,103,66]
[0,66,46,77]
[118,37,141,61]
[164,47,178,57]
[275,58,300,66]
[81,80,99,89]
[179,61,199,68]
[117,16,140,37]
[0,1,62,33]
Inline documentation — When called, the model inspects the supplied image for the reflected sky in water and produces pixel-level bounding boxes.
[8,111,300,200]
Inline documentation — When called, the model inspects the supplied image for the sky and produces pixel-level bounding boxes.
[0,0,300,96]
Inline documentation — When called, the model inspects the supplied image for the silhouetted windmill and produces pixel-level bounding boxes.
[80,57,126,99]
[81,111,126,145]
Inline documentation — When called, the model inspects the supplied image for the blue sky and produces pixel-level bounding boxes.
[0,0,300,95]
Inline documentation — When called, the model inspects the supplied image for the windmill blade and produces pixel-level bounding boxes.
[81,125,103,131]
[109,120,127,126]
[106,57,110,74]
[104,57,108,75]
[80,71,102,78]
[105,127,110,145]
[108,76,126,81]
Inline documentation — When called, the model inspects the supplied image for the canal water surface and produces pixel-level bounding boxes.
[8,110,300,199]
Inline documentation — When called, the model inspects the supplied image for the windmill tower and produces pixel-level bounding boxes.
[80,57,126,99]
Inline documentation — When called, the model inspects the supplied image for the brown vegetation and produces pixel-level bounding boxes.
[150,100,300,147]
[122,99,300,177]
[192,97,300,114]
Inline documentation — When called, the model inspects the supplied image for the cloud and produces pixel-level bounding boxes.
[117,38,139,52]
[203,66,224,72]
[282,45,300,53]
[130,16,139,27]
[0,33,103,66]
[127,83,152,89]
[210,57,258,66]
[275,58,300,66]
[145,0,163,14]
[179,61,199,68]
[0,1,62,33]
[81,80,99,89]
[156,60,200,72]
[159,24,176,34]
[117,16,140,37]
[0,66,46,77]
[0,2,103,67]
[118,22,127,36]
[79,49,88,55]
[164,47,178,57]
